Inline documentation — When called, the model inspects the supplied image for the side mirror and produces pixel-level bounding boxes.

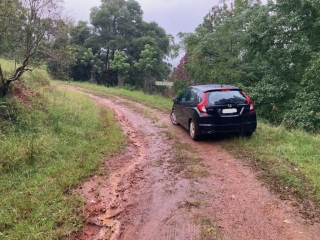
[173,98,178,103]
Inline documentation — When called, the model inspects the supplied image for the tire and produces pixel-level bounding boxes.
[170,110,179,125]
[189,119,200,141]
[244,131,253,137]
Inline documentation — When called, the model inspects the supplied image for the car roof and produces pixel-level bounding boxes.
[191,84,241,92]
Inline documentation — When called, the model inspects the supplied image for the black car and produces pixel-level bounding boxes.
[170,84,257,140]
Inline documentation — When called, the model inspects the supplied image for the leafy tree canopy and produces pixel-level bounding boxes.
[178,0,320,131]
[0,0,64,96]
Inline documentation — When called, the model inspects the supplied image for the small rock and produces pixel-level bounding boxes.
[110,204,118,209]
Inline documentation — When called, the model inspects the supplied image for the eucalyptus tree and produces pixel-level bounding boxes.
[89,0,143,85]
[0,0,64,96]
[88,0,171,88]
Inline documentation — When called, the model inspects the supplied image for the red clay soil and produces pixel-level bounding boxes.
[63,86,320,240]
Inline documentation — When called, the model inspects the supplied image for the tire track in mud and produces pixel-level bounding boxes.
[66,89,200,240]
[63,86,320,240]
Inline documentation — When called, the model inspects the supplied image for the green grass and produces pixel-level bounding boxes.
[56,80,173,112]
[0,80,124,239]
[197,215,224,240]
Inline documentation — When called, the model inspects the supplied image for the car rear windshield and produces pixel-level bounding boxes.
[207,90,247,105]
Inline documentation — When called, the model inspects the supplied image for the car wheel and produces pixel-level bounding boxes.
[189,119,200,141]
[170,110,179,125]
[244,131,253,137]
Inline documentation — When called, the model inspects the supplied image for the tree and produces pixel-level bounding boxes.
[109,50,130,87]
[0,0,64,96]
[43,20,77,80]
[70,21,92,47]
[285,52,320,131]
[171,53,190,94]
[0,0,22,56]
[68,21,95,81]
[244,0,320,123]
[88,0,171,87]
[180,0,320,130]
[133,43,172,92]
[180,1,261,85]
[80,48,104,83]
[89,0,143,85]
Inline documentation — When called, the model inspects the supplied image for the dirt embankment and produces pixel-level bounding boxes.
[64,86,320,240]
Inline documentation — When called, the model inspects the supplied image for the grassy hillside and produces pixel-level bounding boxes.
[0,61,124,239]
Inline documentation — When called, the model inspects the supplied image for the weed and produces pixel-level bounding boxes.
[163,130,175,140]
[197,215,224,240]
[157,122,168,128]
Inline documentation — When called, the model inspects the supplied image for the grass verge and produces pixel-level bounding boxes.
[0,81,124,239]
[55,80,172,112]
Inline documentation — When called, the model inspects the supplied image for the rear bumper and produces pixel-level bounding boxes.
[198,114,257,134]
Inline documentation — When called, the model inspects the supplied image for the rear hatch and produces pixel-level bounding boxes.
[205,90,251,125]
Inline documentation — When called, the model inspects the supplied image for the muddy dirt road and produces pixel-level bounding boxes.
[64,86,320,240]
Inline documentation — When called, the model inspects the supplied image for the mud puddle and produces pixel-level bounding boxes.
[63,86,320,240]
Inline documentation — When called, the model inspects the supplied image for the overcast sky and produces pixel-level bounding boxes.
[64,0,221,37]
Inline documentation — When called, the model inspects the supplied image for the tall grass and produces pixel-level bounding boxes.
[0,72,124,238]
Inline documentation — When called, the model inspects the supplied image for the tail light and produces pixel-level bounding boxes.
[242,91,255,114]
[197,92,208,114]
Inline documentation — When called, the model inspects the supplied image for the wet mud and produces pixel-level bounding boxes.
[63,86,320,240]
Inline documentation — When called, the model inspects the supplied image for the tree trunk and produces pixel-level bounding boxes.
[90,71,96,83]
[0,80,10,97]
[0,66,9,97]
[144,75,153,93]
[118,73,124,87]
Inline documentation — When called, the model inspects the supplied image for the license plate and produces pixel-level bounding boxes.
[222,108,237,114]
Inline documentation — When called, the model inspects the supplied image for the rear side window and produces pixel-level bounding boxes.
[207,90,247,105]
[186,89,199,103]
[178,88,191,102]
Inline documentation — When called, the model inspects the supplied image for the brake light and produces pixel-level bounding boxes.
[242,91,255,114]
[197,92,208,114]
[219,88,231,91]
